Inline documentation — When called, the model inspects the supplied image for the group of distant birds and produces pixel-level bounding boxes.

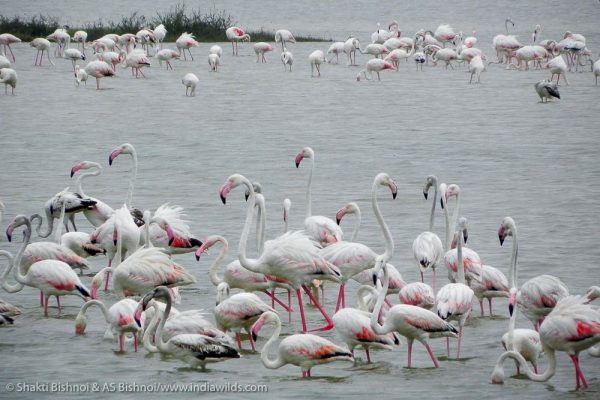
[0,17,599,99]
[0,142,599,389]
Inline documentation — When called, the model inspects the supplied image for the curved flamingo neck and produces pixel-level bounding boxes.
[372,181,394,260]
[255,194,266,254]
[441,191,451,251]
[12,219,32,286]
[260,314,285,370]
[304,157,314,219]
[370,265,390,335]
[76,165,101,197]
[53,200,67,243]
[79,299,110,322]
[350,207,361,242]
[237,178,261,274]
[154,290,172,353]
[208,237,228,287]
[142,301,160,352]
[0,250,22,293]
[496,346,556,382]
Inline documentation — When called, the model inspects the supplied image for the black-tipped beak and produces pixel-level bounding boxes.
[463,230,468,244]
[6,233,12,242]
[252,330,258,342]
[508,304,514,317]
[108,156,113,166]
[70,170,75,178]
[440,197,444,209]
[168,237,174,246]
[423,191,428,200]
[372,273,378,285]
[134,316,141,327]
[295,162,300,168]
[499,235,505,246]
[113,238,117,246]
[392,192,397,200]
[220,194,226,204]
[195,253,200,261]
[336,217,341,225]
[245,192,250,201]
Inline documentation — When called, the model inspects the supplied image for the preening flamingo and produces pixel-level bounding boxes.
[75,298,141,352]
[30,38,55,66]
[309,50,325,77]
[252,311,354,378]
[492,295,600,391]
[545,55,569,85]
[295,147,343,246]
[0,33,21,62]
[275,29,296,51]
[225,27,250,56]
[153,24,167,49]
[319,173,397,311]
[253,42,273,63]
[370,259,458,368]
[220,173,342,333]
[399,282,435,309]
[214,282,276,351]
[469,55,485,83]
[136,286,240,370]
[0,55,10,68]
[30,188,97,237]
[498,217,569,331]
[534,79,560,103]
[356,59,394,81]
[142,203,202,255]
[3,216,91,316]
[344,37,361,66]
[71,30,87,54]
[0,68,17,95]
[434,24,459,47]
[209,45,223,58]
[182,73,199,96]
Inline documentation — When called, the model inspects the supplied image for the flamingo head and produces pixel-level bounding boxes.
[108,143,135,165]
[457,217,468,244]
[195,235,222,261]
[508,288,518,316]
[250,311,277,342]
[90,271,105,299]
[498,216,515,246]
[491,363,506,384]
[5,215,29,242]
[219,174,246,204]
[585,286,600,303]
[245,181,262,201]
[375,173,397,199]
[150,216,175,245]
[423,175,438,200]
[74,312,87,335]
[295,147,314,167]
[70,160,101,178]
[335,202,359,225]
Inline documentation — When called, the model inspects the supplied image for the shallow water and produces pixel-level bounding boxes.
[1,1,600,399]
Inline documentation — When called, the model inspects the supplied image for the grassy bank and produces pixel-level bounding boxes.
[0,4,326,43]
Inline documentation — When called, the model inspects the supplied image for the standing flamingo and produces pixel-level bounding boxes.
[108,143,137,209]
[208,53,220,72]
[309,50,325,77]
[0,55,10,68]
[545,55,569,85]
[356,59,394,81]
[295,147,343,246]
[4,216,91,316]
[83,60,115,90]
[434,24,459,47]
[72,30,87,54]
[0,68,17,95]
[492,295,600,390]
[326,42,344,64]
[220,173,342,333]
[319,173,397,311]
[252,311,354,377]
[182,73,199,96]
[592,58,600,85]
[63,48,85,71]
[226,27,250,56]
[75,298,141,352]
[436,217,475,358]
[412,175,443,292]
[156,49,179,70]
[399,282,435,309]
[498,217,569,331]
[370,258,459,368]
[30,38,55,66]
[253,42,273,63]
[0,33,21,62]
[175,33,198,61]
[280,48,293,72]
[153,24,167,49]
[136,286,240,369]
[275,30,295,51]
[534,79,560,103]
[344,37,361,66]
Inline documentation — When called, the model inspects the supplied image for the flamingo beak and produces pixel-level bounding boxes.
[219,181,233,205]
[463,229,468,244]
[134,306,143,327]
[335,208,346,225]
[165,224,175,246]
[6,225,14,242]
[498,227,506,246]
[108,149,122,166]
[91,287,98,300]
[508,292,517,317]
[295,153,304,168]
[70,164,81,178]
[423,190,428,200]
[389,181,398,199]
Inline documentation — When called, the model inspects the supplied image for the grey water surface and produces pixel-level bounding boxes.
[1,1,599,399]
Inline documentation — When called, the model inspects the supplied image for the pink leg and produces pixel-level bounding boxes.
[365,348,371,363]
[432,269,436,293]
[270,290,275,308]
[570,354,588,390]
[446,337,450,357]
[236,333,243,350]
[56,296,61,315]
[104,269,111,291]
[407,340,413,368]
[263,290,292,312]
[44,295,49,316]
[119,335,124,352]
[296,288,307,333]
[134,335,138,352]
[456,330,463,359]
[479,300,484,317]
[384,298,392,308]
[288,290,292,324]
[303,285,334,332]
[302,371,307,378]
[40,291,44,306]
[420,271,424,283]
[249,332,256,352]
[335,284,344,312]
[424,343,440,368]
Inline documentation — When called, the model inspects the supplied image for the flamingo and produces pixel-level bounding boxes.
[108,143,137,209]
[136,29,156,55]
[463,31,477,48]
[534,79,560,103]
[469,55,485,83]
[471,264,509,317]
[95,51,121,71]
[399,282,435,309]
[492,295,600,390]
[363,43,389,59]
[83,60,115,90]
[175,33,198,61]
[156,49,179,70]
[252,311,353,377]
[209,45,223,58]
[319,173,398,311]
[592,58,600,85]
[370,258,459,368]
[275,29,295,51]
[75,298,141,352]
[434,24,459,47]
[0,54,10,68]
[60,232,105,259]
[436,217,475,358]
[30,188,97,237]
[356,59,394,81]
[253,42,273,63]
[136,287,240,369]
[344,37,361,66]
[295,147,343,246]
[0,67,17,95]
[384,47,414,71]
[4,216,91,316]
[414,51,426,71]
[225,27,250,56]
[72,30,87,54]
[121,49,150,78]
[208,53,220,72]
[219,173,342,333]
[281,48,293,72]
[333,306,399,363]
[352,263,406,303]
[214,282,276,351]
[153,24,167,49]
[0,33,21,62]
[0,297,21,317]
[430,45,458,69]
[309,50,325,77]
[46,28,70,57]
[70,161,114,227]
[30,38,55,66]
[412,175,444,292]
[91,37,118,54]
[545,55,569,85]
[498,217,569,331]
[182,73,199,96]
[326,42,344,64]
[142,203,202,255]
[63,48,85,71]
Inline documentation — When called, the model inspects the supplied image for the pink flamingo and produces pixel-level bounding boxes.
[108,143,137,209]
[75,298,141,352]
[72,31,87,55]
[121,49,150,78]
[83,60,115,90]
[275,29,295,51]
[252,311,354,377]
[498,217,569,331]
[434,24,459,47]
[471,264,509,316]
[214,282,276,351]
[370,258,459,368]
[356,59,394,81]
[30,38,55,66]
[175,33,198,61]
[136,287,240,370]
[319,173,398,311]
[399,282,435,309]
[143,203,202,254]
[0,33,21,62]
[4,216,91,316]
[492,295,600,391]
[220,173,342,333]
[295,147,343,246]
[70,161,114,227]
[226,27,250,56]
[253,42,273,63]
[156,49,180,70]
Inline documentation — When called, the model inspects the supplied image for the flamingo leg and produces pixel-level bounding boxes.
[270,290,275,308]
[40,291,44,306]
[488,298,493,316]
[407,340,413,368]
[134,335,138,352]
[263,290,292,312]
[104,269,111,291]
[570,354,588,390]
[303,285,334,332]
[420,271,424,283]
[235,333,243,350]
[424,343,440,368]
[479,300,484,317]
[335,284,345,312]
[249,331,256,352]
[44,295,49,316]
[119,335,124,352]
[365,348,372,363]
[8,45,16,62]
[296,288,308,333]
[456,319,465,359]
[288,290,292,324]
[446,337,450,357]
[56,296,61,315]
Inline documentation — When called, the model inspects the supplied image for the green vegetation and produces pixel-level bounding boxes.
[0,3,326,42]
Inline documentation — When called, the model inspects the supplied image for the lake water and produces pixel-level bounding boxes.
[1,1,599,399]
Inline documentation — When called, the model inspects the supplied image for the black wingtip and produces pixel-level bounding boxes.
[76,285,91,298]
[189,238,202,247]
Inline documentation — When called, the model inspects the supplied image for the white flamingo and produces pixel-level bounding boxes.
[275,29,295,51]
[156,49,179,70]
[30,38,55,66]
[309,50,325,77]
[225,27,250,56]
[182,73,199,96]
[281,48,293,72]
[175,33,198,61]
[356,59,394,81]
[0,67,17,95]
